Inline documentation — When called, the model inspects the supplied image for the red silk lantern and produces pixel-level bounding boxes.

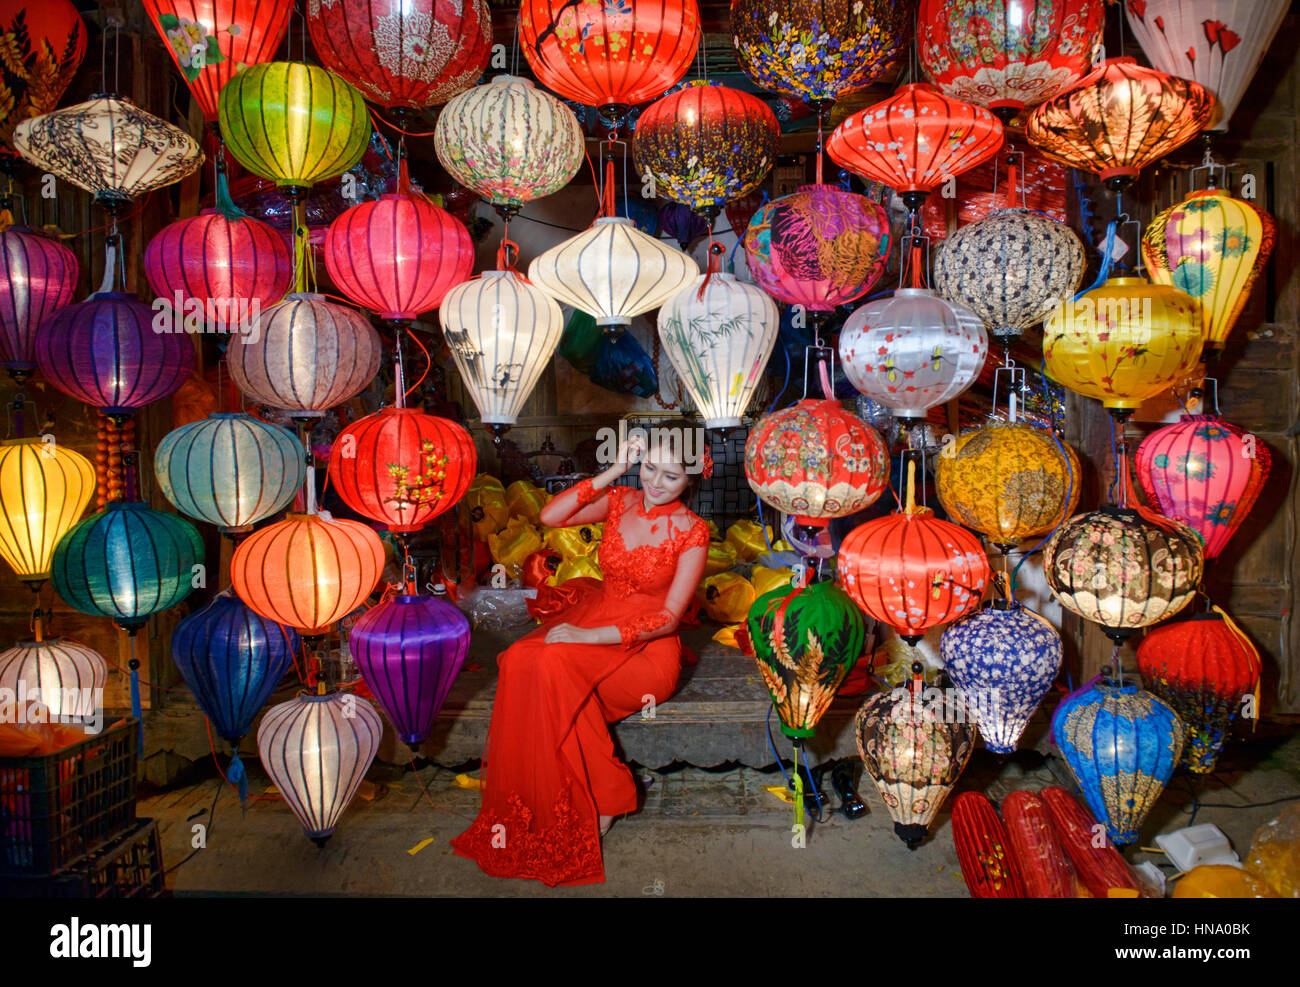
[521,548,562,590]
[327,408,476,533]
[1001,789,1082,898]
[1039,785,1141,898]
[951,791,1026,898]
[0,226,78,380]
[0,0,87,151]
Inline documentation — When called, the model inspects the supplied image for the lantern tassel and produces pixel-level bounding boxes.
[602,157,616,219]
[129,635,144,751]
[228,749,248,804]
[214,162,246,221]
[397,157,412,198]
[792,740,805,833]
[1213,604,1262,733]
[97,234,116,295]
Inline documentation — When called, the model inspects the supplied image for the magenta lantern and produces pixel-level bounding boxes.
[0,227,79,380]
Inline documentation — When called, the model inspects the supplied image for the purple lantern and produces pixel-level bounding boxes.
[34,292,194,418]
[0,227,79,381]
[349,593,471,746]
[658,202,710,250]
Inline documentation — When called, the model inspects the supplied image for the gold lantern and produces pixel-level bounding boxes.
[0,437,95,586]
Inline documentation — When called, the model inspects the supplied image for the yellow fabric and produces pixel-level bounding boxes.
[469,474,505,497]
[750,565,796,599]
[697,571,756,623]
[1172,865,1278,898]
[703,540,738,576]
[506,480,551,525]
[556,555,602,584]
[488,517,543,577]
[712,625,744,649]
[468,490,510,541]
[545,522,604,561]
[706,519,721,540]
[725,520,771,562]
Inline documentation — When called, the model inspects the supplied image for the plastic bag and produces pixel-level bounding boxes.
[488,517,544,577]
[697,571,757,624]
[506,480,551,525]
[591,331,657,397]
[1245,802,1300,897]
[457,586,539,632]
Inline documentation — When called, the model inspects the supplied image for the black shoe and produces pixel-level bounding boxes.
[830,760,867,820]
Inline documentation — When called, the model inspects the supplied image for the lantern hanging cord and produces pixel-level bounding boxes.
[1009,423,1075,598]
[764,706,828,825]
[371,107,437,138]
[404,327,431,401]
[163,776,225,876]
[407,754,476,822]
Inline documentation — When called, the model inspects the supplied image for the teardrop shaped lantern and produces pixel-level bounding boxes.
[0,436,95,586]
[1142,187,1277,356]
[257,690,382,845]
[350,593,471,746]
[1026,58,1216,191]
[50,502,204,632]
[0,0,87,150]
[226,293,382,417]
[0,637,105,720]
[0,227,78,381]
[658,273,779,430]
[527,217,697,333]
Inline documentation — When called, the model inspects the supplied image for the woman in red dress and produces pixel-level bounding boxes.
[451,432,710,885]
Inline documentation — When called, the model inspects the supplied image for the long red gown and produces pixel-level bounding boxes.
[451,478,709,886]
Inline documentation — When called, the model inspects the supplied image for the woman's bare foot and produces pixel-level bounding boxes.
[598,814,614,836]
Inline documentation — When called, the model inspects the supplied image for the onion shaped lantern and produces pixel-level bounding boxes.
[257,690,382,845]
[0,436,95,586]
[0,227,78,381]
[350,593,471,746]
[0,638,105,720]
[0,0,87,151]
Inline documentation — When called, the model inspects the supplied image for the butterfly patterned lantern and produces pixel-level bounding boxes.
[0,637,105,720]
[0,436,94,586]
[0,0,86,154]
[0,227,78,381]
[951,791,1026,897]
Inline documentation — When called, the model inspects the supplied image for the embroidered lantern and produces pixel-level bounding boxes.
[951,791,1026,898]
[0,227,78,380]
[0,436,95,586]
[0,0,87,150]
[0,637,105,720]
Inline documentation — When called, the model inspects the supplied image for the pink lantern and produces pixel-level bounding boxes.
[0,226,78,380]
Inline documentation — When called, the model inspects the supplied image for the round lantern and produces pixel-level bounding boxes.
[527,217,697,332]
[1142,188,1277,355]
[350,593,471,746]
[657,273,779,430]
[323,192,473,320]
[918,0,1106,121]
[744,399,889,527]
[1042,277,1201,415]
[940,602,1063,753]
[154,413,305,535]
[142,0,293,122]
[438,269,565,439]
[434,76,584,219]
[1043,507,1204,639]
[34,292,195,419]
[328,408,476,533]
[1052,674,1185,845]
[307,0,491,110]
[1136,414,1270,561]
[742,184,890,312]
[0,0,86,149]
[1137,612,1260,774]
[50,502,204,631]
[218,62,371,192]
[1026,58,1216,191]
[231,513,384,635]
[170,589,299,743]
[632,80,780,218]
[226,293,382,416]
[257,690,382,845]
[839,288,988,422]
[0,436,95,585]
[0,227,78,380]
[932,209,1086,347]
[0,637,105,720]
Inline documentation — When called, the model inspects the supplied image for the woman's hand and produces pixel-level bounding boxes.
[615,433,646,471]
[545,622,595,644]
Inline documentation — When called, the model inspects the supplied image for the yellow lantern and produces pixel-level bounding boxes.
[1042,276,1201,414]
[0,437,95,585]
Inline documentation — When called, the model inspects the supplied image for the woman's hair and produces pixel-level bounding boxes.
[640,418,707,506]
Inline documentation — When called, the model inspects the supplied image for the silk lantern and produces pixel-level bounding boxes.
[0,436,95,585]
[658,202,709,250]
[0,0,87,150]
[1052,673,1185,845]
[940,602,1063,753]
[657,273,779,430]
[50,502,204,632]
[350,593,471,746]
[1142,188,1276,355]
[142,0,293,122]
[257,690,382,845]
[1026,58,1216,191]
[1000,790,1081,898]
[1039,784,1142,896]
[0,227,78,380]
[0,637,105,720]
[951,791,1026,898]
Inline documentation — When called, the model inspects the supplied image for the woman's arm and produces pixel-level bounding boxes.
[538,434,645,529]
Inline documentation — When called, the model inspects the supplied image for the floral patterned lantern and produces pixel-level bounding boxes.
[951,791,1026,897]
[0,637,105,720]
[0,227,78,380]
[0,0,87,153]
[0,436,95,586]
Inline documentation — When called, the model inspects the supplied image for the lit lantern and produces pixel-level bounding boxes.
[307,0,491,110]
[1136,611,1260,774]
[230,513,384,635]
[918,0,1107,122]
[1043,507,1204,639]
[1126,0,1288,132]
[142,0,293,122]
[154,413,305,535]
[0,0,87,149]
[632,80,780,218]
[1135,414,1270,560]
[741,184,890,313]
[327,408,477,533]
[257,690,382,845]
[0,638,105,719]
[657,273,779,430]
[1041,276,1201,415]
[0,226,78,381]
[527,217,697,333]
[1052,673,1185,845]
[0,436,95,585]
[218,62,371,192]
[940,602,1063,753]
[349,592,471,746]
[50,502,204,632]
[932,209,1086,348]
[226,293,383,417]
[433,76,584,220]
[1142,188,1277,356]
[838,288,988,422]
[1026,58,1216,191]
[34,292,195,419]
[951,791,1026,898]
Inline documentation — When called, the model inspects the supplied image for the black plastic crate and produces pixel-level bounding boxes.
[0,818,165,898]
[0,718,139,875]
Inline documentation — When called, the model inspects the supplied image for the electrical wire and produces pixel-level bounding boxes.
[162,775,222,876]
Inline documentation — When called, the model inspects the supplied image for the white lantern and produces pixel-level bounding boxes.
[839,288,988,421]
[527,217,698,333]
[657,273,779,429]
[438,270,564,440]
[256,691,382,846]
[0,638,106,719]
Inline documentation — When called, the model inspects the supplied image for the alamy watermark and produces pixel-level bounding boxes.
[594,421,709,474]
[0,679,104,734]
[151,292,263,342]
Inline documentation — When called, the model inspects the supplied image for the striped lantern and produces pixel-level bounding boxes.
[1000,790,1080,898]
[257,691,382,845]
[0,436,95,585]
[0,227,78,380]
[0,637,106,720]
[1039,785,1142,896]
[951,791,1026,898]
[154,413,306,534]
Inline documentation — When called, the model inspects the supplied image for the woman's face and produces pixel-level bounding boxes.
[640,446,689,506]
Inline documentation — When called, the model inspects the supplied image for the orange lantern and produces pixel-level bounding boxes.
[0,0,87,155]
